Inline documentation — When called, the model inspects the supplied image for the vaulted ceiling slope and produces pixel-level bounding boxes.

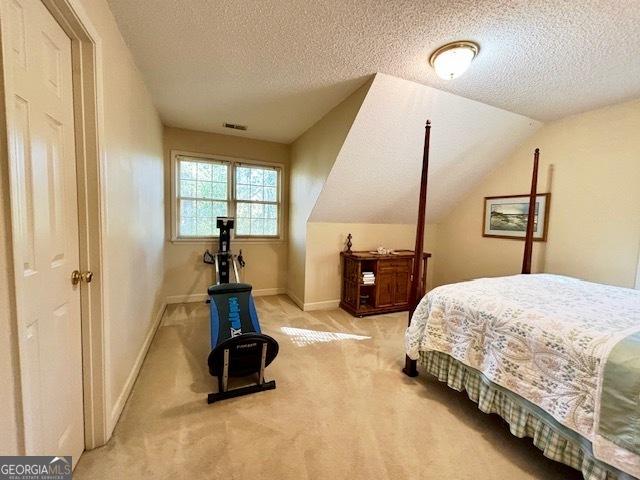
[107,0,640,143]
[309,73,541,224]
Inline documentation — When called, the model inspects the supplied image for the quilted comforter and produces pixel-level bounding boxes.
[405,274,640,473]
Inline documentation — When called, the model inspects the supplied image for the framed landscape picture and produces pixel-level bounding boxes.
[483,193,550,241]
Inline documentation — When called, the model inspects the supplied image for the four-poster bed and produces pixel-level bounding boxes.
[403,120,431,378]
[403,121,640,480]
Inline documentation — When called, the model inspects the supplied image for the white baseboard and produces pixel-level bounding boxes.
[285,291,340,312]
[303,299,341,311]
[165,288,286,305]
[108,302,166,435]
[254,287,286,297]
[165,289,336,312]
[286,290,304,310]
[165,293,207,304]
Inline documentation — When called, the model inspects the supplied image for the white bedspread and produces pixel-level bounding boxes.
[405,274,640,444]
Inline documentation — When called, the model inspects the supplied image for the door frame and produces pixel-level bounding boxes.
[0,0,108,450]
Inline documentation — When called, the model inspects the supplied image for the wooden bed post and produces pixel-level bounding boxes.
[522,148,540,274]
[403,120,431,377]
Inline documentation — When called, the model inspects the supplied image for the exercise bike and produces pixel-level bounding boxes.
[203,217,279,404]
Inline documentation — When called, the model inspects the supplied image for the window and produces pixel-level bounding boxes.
[176,156,229,237]
[234,165,279,236]
[173,153,281,240]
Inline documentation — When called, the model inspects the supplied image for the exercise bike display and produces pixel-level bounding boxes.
[203,217,279,404]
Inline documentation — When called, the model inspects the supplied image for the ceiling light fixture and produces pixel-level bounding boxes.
[429,41,479,80]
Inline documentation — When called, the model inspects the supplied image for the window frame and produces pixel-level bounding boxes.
[170,150,284,243]
[232,162,282,239]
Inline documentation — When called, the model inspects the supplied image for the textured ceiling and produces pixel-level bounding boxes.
[310,74,541,223]
[107,0,640,143]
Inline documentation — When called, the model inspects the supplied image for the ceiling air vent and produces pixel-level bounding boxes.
[223,122,247,131]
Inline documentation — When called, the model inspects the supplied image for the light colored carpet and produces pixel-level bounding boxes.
[75,295,581,479]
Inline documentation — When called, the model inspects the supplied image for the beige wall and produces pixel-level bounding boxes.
[304,223,438,308]
[73,0,166,434]
[436,98,640,288]
[288,80,371,305]
[162,127,290,301]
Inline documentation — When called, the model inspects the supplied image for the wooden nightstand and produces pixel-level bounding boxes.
[339,250,430,317]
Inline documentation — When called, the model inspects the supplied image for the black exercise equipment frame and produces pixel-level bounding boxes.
[204,217,278,404]
[206,334,278,404]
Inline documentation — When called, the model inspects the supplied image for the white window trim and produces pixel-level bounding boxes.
[170,150,286,243]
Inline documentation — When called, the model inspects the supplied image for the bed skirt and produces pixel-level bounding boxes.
[419,350,633,480]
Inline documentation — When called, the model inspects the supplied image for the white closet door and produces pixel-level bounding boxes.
[3,0,84,464]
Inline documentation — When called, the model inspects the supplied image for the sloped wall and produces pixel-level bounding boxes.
[295,73,541,308]
[310,73,541,224]
[434,98,640,288]
[287,80,372,306]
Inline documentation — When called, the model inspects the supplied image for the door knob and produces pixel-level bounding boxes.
[82,271,94,283]
[71,270,82,285]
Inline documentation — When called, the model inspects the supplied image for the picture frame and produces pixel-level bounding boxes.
[483,193,550,241]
